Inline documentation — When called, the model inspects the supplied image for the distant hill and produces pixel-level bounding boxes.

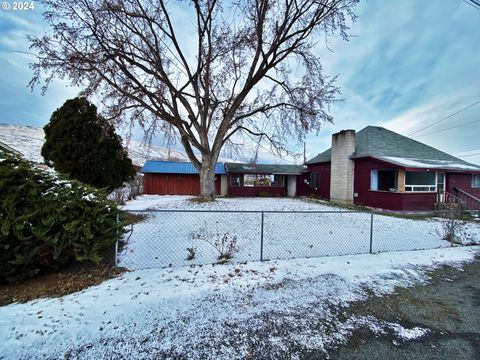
[0,123,232,166]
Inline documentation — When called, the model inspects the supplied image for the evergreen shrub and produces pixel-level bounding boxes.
[0,151,124,283]
[41,97,135,191]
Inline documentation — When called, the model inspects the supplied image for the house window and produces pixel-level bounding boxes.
[243,174,257,186]
[240,174,284,187]
[255,175,273,186]
[472,174,480,188]
[230,174,243,186]
[405,171,436,192]
[272,175,285,187]
[309,172,321,189]
[370,170,398,191]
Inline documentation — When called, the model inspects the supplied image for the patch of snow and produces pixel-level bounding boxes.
[388,323,430,340]
[82,193,96,201]
[0,123,45,163]
[0,247,477,359]
[378,156,480,171]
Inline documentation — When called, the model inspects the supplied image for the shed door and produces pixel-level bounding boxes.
[287,175,296,197]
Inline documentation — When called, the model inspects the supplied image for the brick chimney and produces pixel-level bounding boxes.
[329,129,355,204]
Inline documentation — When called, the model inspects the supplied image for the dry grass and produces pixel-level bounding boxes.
[0,246,122,306]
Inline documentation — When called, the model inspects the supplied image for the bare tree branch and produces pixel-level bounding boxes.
[29,0,358,199]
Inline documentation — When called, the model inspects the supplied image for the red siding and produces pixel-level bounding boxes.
[353,158,437,211]
[227,175,285,196]
[296,163,331,199]
[446,173,480,198]
[143,174,220,195]
[228,185,285,197]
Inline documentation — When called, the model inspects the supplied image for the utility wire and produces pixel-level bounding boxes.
[455,149,480,155]
[412,119,480,138]
[463,0,480,11]
[407,97,480,137]
[457,152,480,158]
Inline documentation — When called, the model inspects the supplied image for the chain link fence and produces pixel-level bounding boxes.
[116,210,480,271]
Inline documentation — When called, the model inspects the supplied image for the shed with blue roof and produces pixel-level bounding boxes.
[141,160,227,195]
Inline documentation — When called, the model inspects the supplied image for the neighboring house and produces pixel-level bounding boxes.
[301,126,480,211]
[225,163,305,197]
[142,160,227,196]
[0,140,22,156]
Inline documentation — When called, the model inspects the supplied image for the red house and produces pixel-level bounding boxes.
[301,126,480,211]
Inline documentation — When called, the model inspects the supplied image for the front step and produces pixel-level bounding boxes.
[435,201,468,219]
[436,202,463,210]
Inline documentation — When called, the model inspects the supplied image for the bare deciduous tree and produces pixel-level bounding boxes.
[29,0,358,200]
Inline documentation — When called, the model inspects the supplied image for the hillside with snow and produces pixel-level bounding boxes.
[0,123,205,166]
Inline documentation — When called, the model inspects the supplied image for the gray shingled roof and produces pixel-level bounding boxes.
[225,162,305,175]
[306,126,480,170]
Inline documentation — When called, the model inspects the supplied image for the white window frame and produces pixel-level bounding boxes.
[370,169,398,191]
[404,171,437,192]
[370,169,378,191]
[472,174,480,188]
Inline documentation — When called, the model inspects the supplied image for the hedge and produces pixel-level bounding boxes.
[0,150,124,283]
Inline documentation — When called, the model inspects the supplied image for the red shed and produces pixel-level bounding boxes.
[142,161,227,196]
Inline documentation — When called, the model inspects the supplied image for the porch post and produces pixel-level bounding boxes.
[397,170,405,192]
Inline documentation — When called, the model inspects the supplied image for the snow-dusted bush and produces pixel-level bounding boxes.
[0,151,124,283]
[192,223,239,262]
[108,174,143,204]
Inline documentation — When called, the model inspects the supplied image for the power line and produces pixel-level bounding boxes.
[463,0,480,11]
[457,152,480,158]
[407,97,480,137]
[413,118,480,138]
[455,148,480,155]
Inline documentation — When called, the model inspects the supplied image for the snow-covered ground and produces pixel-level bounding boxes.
[0,123,233,166]
[1,246,478,359]
[119,196,480,270]
[0,123,188,166]
[0,123,45,163]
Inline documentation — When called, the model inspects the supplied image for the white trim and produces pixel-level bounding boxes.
[472,174,480,188]
[370,169,378,191]
[404,171,437,193]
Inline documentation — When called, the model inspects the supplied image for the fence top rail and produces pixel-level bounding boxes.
[126,209,371,214]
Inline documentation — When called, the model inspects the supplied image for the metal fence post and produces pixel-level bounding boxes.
[450,208,454,247]
[260,211,264,261]
[369,211,374,254]
[115,213,119,269]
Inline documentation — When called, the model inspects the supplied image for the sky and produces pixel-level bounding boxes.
[0,0,479,165]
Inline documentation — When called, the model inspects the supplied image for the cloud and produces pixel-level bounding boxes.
[299,0,480,165]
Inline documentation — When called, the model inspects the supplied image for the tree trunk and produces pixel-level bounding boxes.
[198,158,217,201]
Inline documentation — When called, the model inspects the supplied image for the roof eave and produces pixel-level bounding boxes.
[363,156,480,173]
